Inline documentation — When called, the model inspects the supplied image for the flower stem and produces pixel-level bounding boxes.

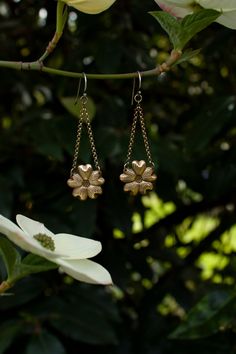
[38,2,68,63]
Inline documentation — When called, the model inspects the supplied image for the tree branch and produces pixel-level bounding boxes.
[0,50,181,80]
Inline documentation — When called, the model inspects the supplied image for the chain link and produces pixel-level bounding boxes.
[124,91,155,169]
[84,108,100,171]
[70,117,83,176]
[70,94,100,176]
[124,104,138,169]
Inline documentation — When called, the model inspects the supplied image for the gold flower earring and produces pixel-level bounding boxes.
[120,72,157,196]
[67,73,105,201]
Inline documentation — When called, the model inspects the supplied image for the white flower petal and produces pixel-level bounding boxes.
[216,11,236,29]
[64,0,116,14]
[16,214,54,238]
[52,233,102,260]
[167,0,192,5]
[0,215,63,259]
[57,258,113,285]
[0,215,33,253]
[1,214,113,286]
[198,0,236,11]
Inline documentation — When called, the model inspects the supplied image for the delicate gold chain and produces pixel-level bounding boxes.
[70,116,83,176]
[70,93,100,176]
[124,106,138,169]
[83,100,100,171]
[124,90,155,169]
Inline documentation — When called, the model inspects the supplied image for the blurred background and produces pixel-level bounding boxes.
[0,0,236,353]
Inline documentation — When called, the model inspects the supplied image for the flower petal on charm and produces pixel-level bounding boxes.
[73,173,83,186]
[67,178,78,188]
[132,160,147,175]
[72,187,83,198]
[139,181,153,194]
[89,171,105,186]
[142,167,157,182]
[88,185,102,199]
[78,164,93,180]
[120,168,136,183]
[73,186,88,200]
[124,181,139,196]
[67,173,83,188]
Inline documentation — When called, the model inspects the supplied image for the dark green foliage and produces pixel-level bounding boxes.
[0,0,236,353]
[170,290,236,339]
[25,331,66,354]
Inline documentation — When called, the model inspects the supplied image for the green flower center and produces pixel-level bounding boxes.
[33,233,55,251]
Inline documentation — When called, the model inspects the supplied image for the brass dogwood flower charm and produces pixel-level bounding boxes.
[67,164,105,201]
[120,160,157,196]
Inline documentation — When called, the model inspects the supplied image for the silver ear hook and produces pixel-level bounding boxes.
[75,72,88,105]
[131,71,142,105]
[137,71,142,90]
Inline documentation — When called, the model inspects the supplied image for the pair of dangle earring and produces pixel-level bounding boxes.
[120,72,157,196]
[68,72,156,200]
[67,73,105,201]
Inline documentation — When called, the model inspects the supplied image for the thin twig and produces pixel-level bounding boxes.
[0,50,182,80]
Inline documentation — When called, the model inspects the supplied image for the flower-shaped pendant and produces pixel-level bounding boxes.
[120,160,157,196]
[67,164,105,201]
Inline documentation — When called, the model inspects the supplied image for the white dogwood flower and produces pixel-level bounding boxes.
[154,0,236,29]
[0,214,112,285]
[61,0,116,14]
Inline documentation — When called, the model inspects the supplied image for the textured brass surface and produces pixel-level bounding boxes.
[68,164,105,201]
[120,160,157,196]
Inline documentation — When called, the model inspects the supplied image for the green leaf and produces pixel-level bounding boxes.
[50,301,118,345]
[26,331,66,354]
[150,9,220,50]
[0,238,21,281]
[60,96,96,120]
[150,12,182,49]
[0,321,21,354]
[30,119,64,161]
[180,10,220,49]
[0,239,57,284]
[170,290,236,339]
[17,254,57,280]
[48,287,120,345]
[173,48,201,66]
[0,278,45,311]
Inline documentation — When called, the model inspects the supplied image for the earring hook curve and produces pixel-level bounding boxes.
[131,71,142,105]
[75,72,87,105]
